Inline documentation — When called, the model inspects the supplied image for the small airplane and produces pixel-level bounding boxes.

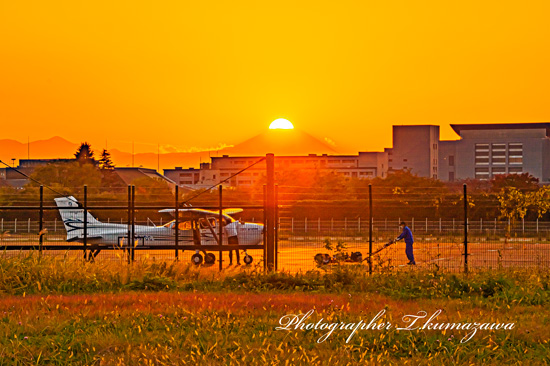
[54,196,264,265]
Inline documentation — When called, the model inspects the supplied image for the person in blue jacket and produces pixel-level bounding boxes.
[394,221,416,265]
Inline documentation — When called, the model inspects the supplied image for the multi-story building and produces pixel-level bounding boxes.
[438,123,550,182]
[387,125,440,179]
[164,152,389,189]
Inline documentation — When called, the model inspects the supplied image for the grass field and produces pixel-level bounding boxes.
[1,253,550,365]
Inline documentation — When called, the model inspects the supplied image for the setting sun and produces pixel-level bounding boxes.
[269,118,294,130]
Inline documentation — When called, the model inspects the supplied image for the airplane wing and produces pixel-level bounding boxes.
[222,208,243,216]
[158,208,237,221]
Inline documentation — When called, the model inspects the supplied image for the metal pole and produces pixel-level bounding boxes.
[127,185,131,263]
[175,185,179,260]
[131,185,135,262]
[265,153,276,271]
[463,184,468,273]
[368,184,373,275]
[39,185,43,255]
[219,185,223,272]
[275,184,279,271]
[83,185,88,260]
[263,185,267,271]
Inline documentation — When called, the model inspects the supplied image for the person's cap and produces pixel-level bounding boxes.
[400,221,406,226]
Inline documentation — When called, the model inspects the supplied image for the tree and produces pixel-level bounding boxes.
[74,142,96,165]
[491,173,539,193]
[26,162,102,195]
[98,149,115,170]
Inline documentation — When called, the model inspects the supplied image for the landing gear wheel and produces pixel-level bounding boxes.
[191,253,203,265]
[351,252,362,262]
[243,254,253,265]
[205,253,216,264]
[314,253,325,265]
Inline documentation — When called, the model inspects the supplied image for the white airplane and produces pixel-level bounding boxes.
[54,196,264,265]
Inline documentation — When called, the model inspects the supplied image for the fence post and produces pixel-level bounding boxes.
[318,218,321,232]
[439,218,441,233]
[291,217,294,234]
[368,184,373,275]
[305,217,308,233]
[83,185,88,260]
[522,218,525,234]
[39,186,44,255]
[275,184,279,271]
[54,218,57,232]
[218,185,223,272]
[127,185,131,263]
[425,218,428,232]
[1,218,3,232]
[175,185,179,261]
[14,218,17,233]
[412,217,414,231]
[28,218,30,233]
[263,185,267,271]
[537,218,539,233]
[358,217,361,233]
[463,184,468,273]
[131,185,135,262]
[480,218,483,233]
[265,153,276,271]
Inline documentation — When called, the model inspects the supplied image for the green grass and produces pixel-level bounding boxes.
[0,253,549,365]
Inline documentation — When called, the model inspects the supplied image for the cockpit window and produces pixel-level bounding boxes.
[178,221,192,230]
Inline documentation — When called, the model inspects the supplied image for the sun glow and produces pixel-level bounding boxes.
[269,118,294,130]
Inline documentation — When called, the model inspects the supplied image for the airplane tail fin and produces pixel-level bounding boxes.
[54,196,100,241]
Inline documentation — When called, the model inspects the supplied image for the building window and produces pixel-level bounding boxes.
[491,143,506,165]
[508,143,523,165]
[475,144,489,165]
[475,167,490,180]
[492,167,506,175]
[449,155,455,166]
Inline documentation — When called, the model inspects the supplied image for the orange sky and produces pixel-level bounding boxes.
[1,1,549,154]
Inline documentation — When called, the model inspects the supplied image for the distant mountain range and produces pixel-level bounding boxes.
[0,130,338,171]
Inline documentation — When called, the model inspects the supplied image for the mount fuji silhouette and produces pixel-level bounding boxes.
[225,129,337,156]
